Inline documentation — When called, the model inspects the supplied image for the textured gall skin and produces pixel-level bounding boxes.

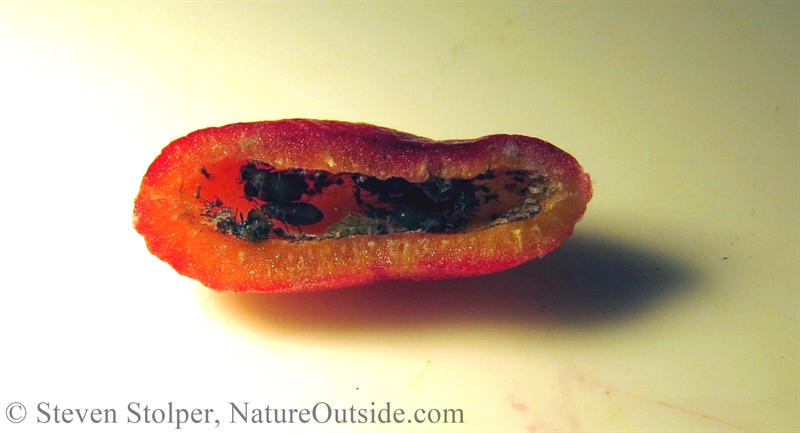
[133,120,592,293]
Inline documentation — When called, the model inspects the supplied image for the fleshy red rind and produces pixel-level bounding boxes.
[133,120,592,293]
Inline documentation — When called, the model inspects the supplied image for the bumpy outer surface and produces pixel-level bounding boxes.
[133,120,592,293]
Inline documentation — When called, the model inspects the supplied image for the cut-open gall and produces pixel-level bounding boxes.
[133,120,592,293]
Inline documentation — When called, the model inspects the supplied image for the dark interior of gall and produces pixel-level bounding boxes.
[193,161,548,242]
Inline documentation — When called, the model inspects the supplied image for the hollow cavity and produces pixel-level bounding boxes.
[193,161,548,242]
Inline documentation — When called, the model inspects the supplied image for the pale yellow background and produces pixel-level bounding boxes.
[1,1,797,432]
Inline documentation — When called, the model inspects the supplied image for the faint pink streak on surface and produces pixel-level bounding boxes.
[508,394,528,411]
[568,368,753,431]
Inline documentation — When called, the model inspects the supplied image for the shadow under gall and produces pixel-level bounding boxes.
[208,232,699,333]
